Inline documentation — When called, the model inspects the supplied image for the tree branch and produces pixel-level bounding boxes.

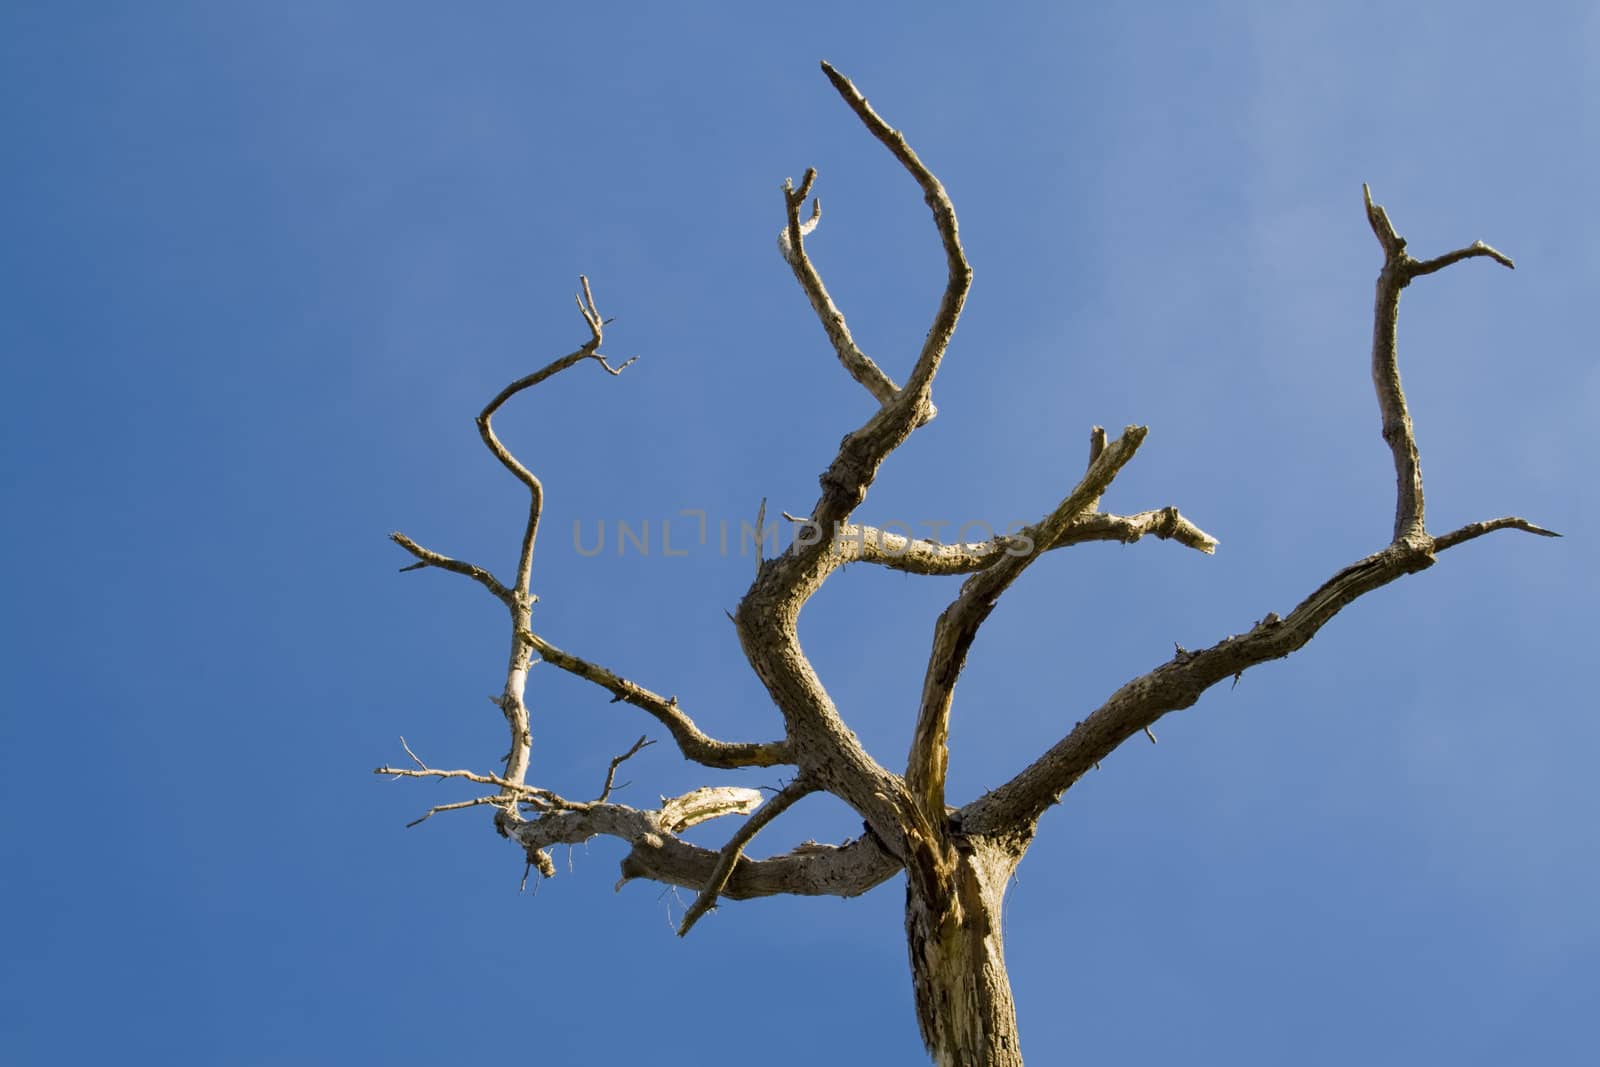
[826,506,1217,575]
[728,63,981,866]
[908,426,1149,823]
[596,735,653,802]
[392,280,637,795]
[963,514,1558,837]
[678,776,818,935]
[618,825,901,901]
[956,191,1542,838]
[503,785,763,885]
[819,61,970,404]
[778,168,908,412]
[1363,185,1514,545]
[1432,515,1560,551]
[475,276,636,597]
[374,761,576,811]
[522,630,794,769]
[389,533,515,606]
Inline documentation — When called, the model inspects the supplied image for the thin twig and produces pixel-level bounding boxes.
[598,736,654,802]
[374,764,576,808]
[390,533,514,606]
[406,795,511,829]
[1433,516,1561,551]
[399,735,428,771]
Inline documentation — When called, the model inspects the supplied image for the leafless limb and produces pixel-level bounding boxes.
[389,533,514,606]
[617,825,900,900]
[825,506,1218,575]
[405,794,511,829]
[961,190,1552,838]
[678,776,818,936]
[399,735,428,771]
[476,276,636,598]
[507,787,763,857]
[818,61,968,407]
[597,735,653,802]
[778,167,905,411]
[390,281,637,797]
[1363,184,1515,544]
[375,762,571,807]
[1433,516,1560,551]
[522,631,793,769]
[908,426,1151,821]
[383,63,1556,1067]
[725,63,980,870]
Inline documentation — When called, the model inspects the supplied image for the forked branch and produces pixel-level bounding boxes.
[962,516,1554,836]
[962,190,1551,838]
[818,61,970,404]
[392,280,637,796]
[1363,185,1514,544]
[779,167,904,410]
[476,276,636,596]
[908,426,1149,821]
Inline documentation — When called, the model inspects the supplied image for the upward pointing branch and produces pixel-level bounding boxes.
[908,426,1149,824]
[820,61,971,405]
[963,190,1547,839]
[477,277,636,596]
[779,168,906,410]
[1363,185,1514,545]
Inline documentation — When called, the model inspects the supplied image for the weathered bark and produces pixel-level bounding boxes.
[905,834,1028,1067]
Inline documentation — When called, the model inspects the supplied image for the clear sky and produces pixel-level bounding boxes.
[2,3,1594,1064]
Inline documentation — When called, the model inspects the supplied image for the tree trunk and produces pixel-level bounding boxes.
[905,836,1026,1066]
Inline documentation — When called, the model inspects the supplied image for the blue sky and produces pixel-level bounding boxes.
[2,3,1594,1064]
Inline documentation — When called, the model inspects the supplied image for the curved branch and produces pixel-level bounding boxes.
[819,61,970,403]
[476,276,636,596]
[774,62,971,543]
[523,631,794,769]
[1433,515,1560,551]
[727,65,983,864]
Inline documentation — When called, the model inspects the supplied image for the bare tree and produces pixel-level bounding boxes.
[379,63,1557,1066]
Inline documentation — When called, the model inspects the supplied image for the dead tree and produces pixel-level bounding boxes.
[379,62,1557,1067]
